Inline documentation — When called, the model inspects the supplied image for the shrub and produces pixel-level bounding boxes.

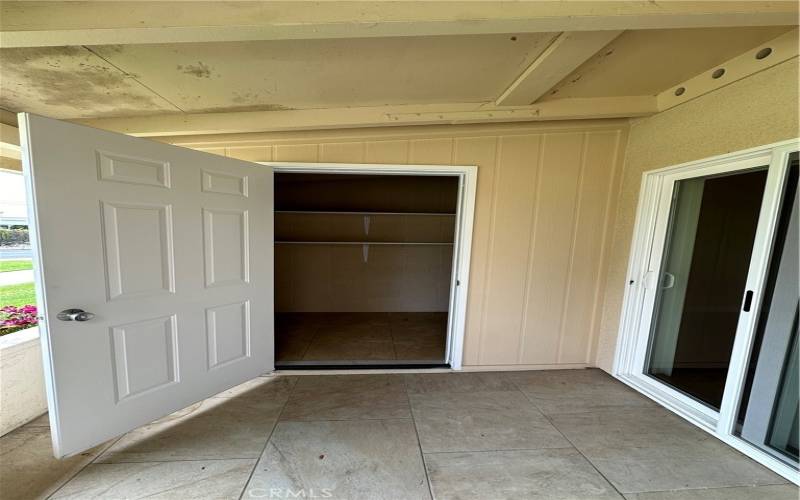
[0,305,38,335]
[0,229,29,246]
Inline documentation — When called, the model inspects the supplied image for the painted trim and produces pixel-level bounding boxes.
[262,161,478,370]
[5,2,797,49]
[79,99,649,137]
[170,119,629,147]
[613,138,800,484]
[657,29,799,112]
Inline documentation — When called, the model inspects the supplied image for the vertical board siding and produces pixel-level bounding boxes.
[521,132,585,364]
[409,138,454,164]
[453,136,499,365]
[227,146,273,162]
[195,147,227,157]
[365,140,409,164]
[175,122,626,367]
[479,135,543,364]
[274,144,319,162]
[561,130,622,364]
[319,142,365,163]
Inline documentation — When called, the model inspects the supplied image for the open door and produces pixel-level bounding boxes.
[19,114,274,458]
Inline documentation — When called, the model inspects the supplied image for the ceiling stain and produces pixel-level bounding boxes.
[178,61,213,78]
[231,91,258,104]
[0,46,177,118]
[89,33,559,114]
[197,103,295,113]
[94,44,125,55]
[2,27,792,120]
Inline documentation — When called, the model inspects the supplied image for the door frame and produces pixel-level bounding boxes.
[612,138,800,483]
[262,161,478,370]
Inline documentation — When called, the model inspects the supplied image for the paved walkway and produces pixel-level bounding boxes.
[1,370,794,499]
[0,269,33,286]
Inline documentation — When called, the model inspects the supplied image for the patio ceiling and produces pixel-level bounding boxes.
[0,2,797,135]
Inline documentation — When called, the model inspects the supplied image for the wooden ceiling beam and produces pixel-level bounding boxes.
[495,31,622,106]
[657,28,799,111]
[73,97,657,137]
[1,1,797,48]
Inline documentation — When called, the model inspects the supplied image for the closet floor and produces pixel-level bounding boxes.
[275,312,447,363]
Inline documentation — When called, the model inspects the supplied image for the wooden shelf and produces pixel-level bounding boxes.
[275,211,456,217]
[275,241,453,246]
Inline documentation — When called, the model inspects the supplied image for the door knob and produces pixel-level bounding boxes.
[57,309,95,322]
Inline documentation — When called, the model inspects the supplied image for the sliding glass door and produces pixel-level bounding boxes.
[735,153,799,466]
[616,141,799,482]
[645,168,768,410]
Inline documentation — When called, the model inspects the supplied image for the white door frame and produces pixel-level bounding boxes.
[613,138,800,483]
[261,161,478,370]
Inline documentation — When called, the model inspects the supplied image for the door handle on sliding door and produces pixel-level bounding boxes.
[742,291,754,312]
[661,272,676,289]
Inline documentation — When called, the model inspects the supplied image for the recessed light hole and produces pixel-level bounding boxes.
[674,87,686,96]
[712,68,725,79]
[756,47,772,60]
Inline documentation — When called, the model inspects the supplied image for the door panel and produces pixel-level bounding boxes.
[206,300,251,370]
[202,208,250,287]
[111,315,179,402]
[645,168,768,410]
[19,114,274,457]
[736,153,799,465]
[101,202,175,299]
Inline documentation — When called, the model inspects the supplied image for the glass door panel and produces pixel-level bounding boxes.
[769,332,799,462]
[646,168,769,410]
[735,153,799,466]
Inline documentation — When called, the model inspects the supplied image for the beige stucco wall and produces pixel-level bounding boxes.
[594,57,800,371]
[167,120,628,369]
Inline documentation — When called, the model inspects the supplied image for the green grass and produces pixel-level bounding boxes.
[0,260,33,273]
[0,282,36,307]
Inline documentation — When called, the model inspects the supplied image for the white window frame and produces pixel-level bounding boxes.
[613,139,800,484]
[262,161,478,370]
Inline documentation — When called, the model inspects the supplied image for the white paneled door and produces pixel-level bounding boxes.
[19,114,274,458]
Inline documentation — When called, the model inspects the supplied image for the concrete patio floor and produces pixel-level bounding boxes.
[0,369,796,499]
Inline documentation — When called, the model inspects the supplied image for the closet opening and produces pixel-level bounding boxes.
[273,168,466,369]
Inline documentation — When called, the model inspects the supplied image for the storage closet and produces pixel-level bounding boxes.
[274,173,459,366]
